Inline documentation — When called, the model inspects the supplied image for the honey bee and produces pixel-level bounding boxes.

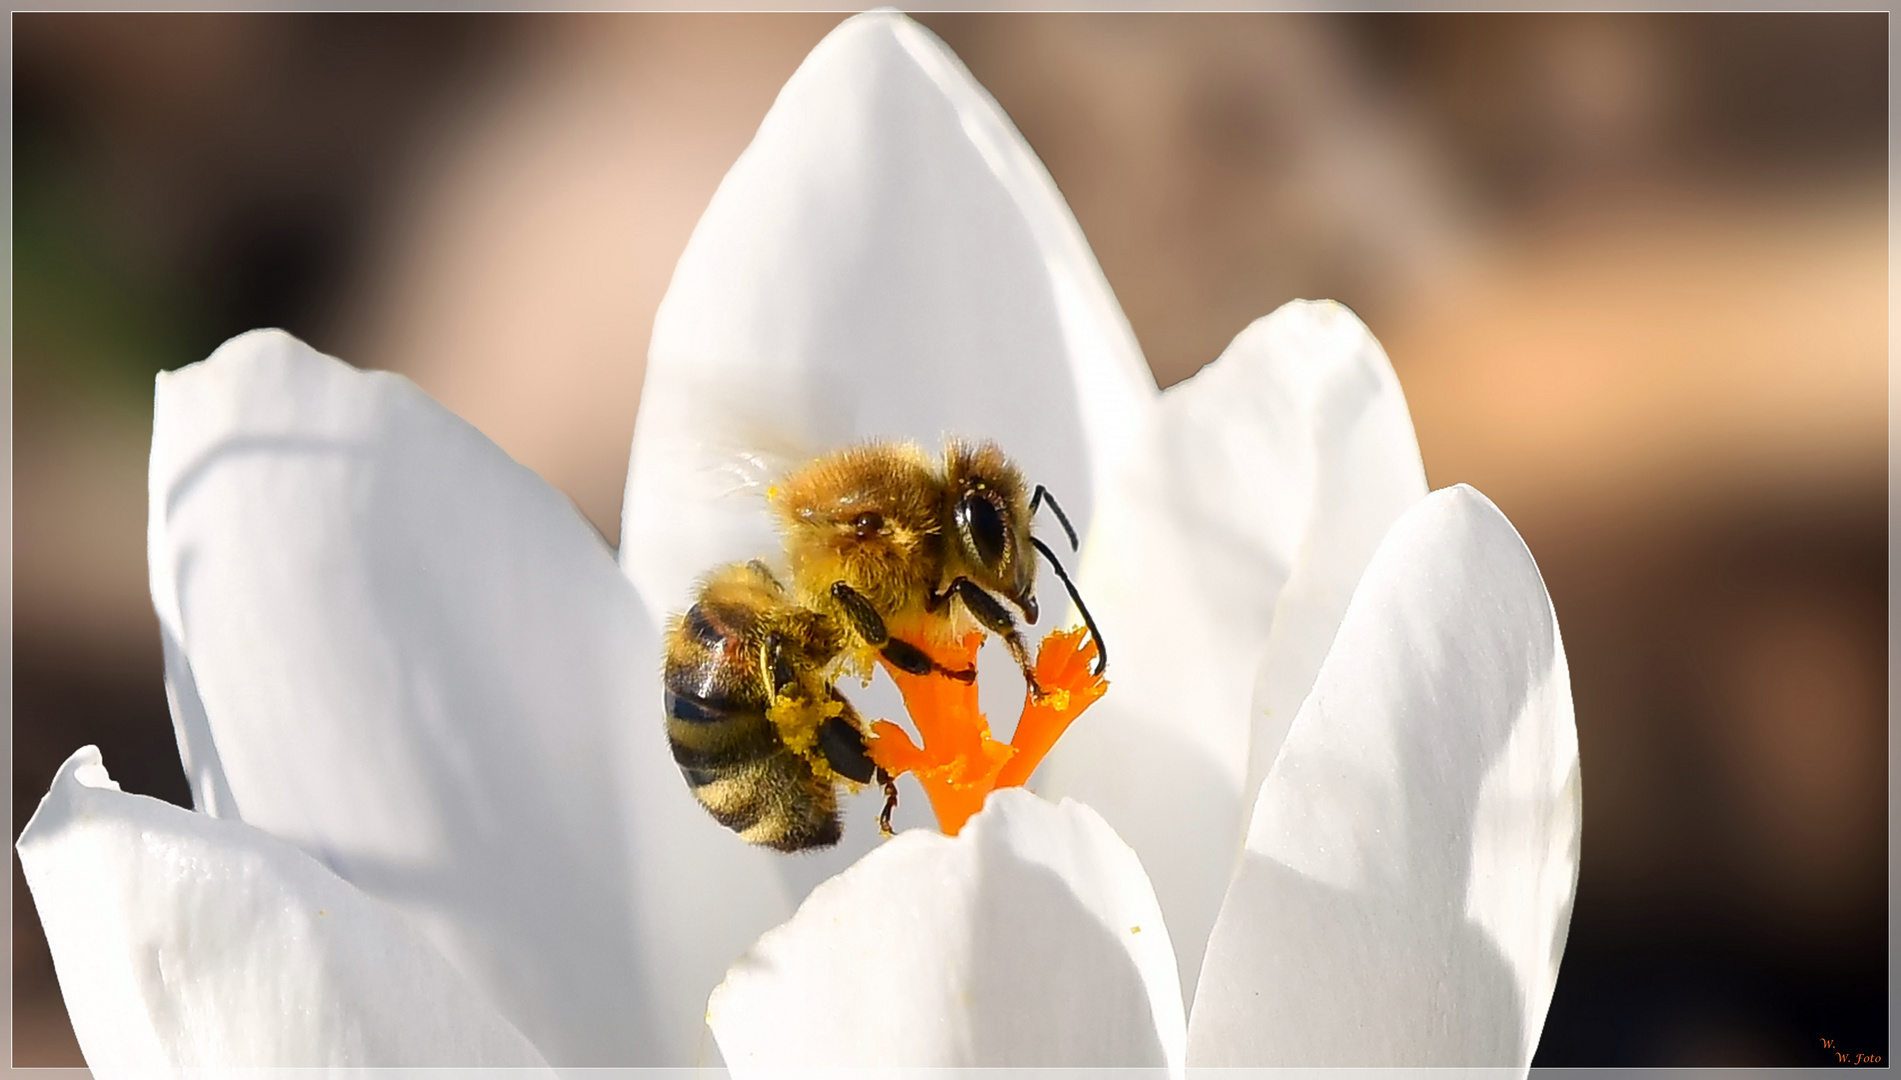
[768,439,1105,696]
[663,560,897,851]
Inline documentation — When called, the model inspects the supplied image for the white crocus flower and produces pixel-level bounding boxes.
[18,11,1578,1073]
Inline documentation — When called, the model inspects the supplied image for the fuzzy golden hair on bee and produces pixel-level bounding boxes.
[768,441,947,622]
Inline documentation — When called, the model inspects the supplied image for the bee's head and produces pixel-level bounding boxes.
[944,441,1038,623]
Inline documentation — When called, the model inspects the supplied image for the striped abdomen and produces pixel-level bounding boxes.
[663,564,875,852]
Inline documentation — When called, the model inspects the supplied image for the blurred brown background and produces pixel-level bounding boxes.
[11,12,1886,1067]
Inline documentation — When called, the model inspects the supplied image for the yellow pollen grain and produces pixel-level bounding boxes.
[766,694,843,758]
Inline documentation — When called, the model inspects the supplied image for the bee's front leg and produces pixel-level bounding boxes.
[830,582,976,682]
[939,578,1043,700]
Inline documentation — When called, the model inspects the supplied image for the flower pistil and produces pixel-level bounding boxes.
[867,626,1107,835]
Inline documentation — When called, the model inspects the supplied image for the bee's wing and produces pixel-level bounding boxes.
[624,364,853,615]
[705,443,804,504]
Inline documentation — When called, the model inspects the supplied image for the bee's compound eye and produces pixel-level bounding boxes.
[958,494,1008,569]
[852,512,884,539]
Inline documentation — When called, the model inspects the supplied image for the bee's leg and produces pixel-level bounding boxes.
[940,578,1043,699]
[830,582,976,682]
[876,767,899,837]
[817,712,877,783]
[761,634,799,699]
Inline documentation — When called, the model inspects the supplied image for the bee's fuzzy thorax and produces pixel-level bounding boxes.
[771,440,947,619]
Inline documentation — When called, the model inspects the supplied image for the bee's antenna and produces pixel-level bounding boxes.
[1030,535,1107,676]
[1029,485,1079,552]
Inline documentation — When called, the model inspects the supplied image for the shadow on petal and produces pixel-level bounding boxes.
[969,846,1169,1066]
[147,332,783,1063]
[1190,486,1578,1066]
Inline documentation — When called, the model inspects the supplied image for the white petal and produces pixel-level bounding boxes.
[1039,300,1426,997]
[1188,485,1581,1066]
[17,747,550,1071]
[158,622,235,819]
[708,789,1185,1071]
[147,329,791,1064]
[1239,304,1429,811]
[620,10,1155,622]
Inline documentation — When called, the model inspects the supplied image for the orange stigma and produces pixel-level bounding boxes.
[866,626,1108,836]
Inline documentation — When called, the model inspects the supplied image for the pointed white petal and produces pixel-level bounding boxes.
[621,10,1155,622]
[1238,304,1429,810]
[1040,300,1426,997]
[17,747,550,1070]
[709,790,1185,1071]
[1188,486,1580,1066]
[147,329,790,1064]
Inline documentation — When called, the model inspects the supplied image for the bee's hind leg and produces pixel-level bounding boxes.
[830,582,977,682]
[876,768,899,837]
